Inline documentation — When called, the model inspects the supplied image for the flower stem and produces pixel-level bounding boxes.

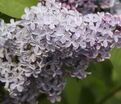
[96,85,121,104]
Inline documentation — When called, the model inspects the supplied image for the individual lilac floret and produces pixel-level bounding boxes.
[0,0,121,104]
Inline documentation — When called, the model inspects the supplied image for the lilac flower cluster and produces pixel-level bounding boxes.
[57,0,116,13]
[0,0,121,104]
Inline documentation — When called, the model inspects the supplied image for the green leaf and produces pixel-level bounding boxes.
[63,77,82,104]
[79,86,96,104]
[90,60,114,87]
[110,48,121,83]
[0,12,14,22]
[0,0,38,18]
[84,60,114,102]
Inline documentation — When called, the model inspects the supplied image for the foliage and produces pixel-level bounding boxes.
[0,0,38,18]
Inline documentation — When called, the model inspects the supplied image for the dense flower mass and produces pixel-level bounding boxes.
[57,0,116,13]
[0,0,121,104]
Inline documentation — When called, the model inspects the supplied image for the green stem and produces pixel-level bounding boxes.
[96,85,121,104]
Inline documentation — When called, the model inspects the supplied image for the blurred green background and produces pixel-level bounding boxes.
[1,0,121,104]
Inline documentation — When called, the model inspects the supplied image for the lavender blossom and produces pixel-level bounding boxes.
[0,0,121,104]
[57,0,116,13]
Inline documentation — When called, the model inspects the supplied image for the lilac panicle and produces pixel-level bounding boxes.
[0,0,121,103]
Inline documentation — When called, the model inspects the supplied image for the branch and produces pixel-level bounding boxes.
[96,85,121,104]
